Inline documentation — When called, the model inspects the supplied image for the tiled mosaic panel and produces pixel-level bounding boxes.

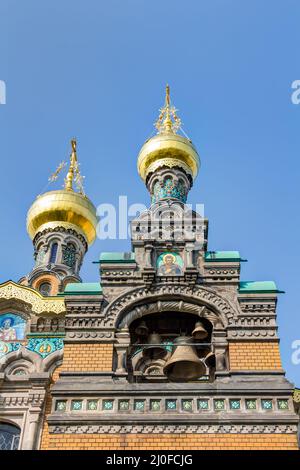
[55,397,290,413]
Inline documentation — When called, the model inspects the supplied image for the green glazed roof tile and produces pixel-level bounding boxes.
[98,252,136,263]
[239,281,284,293]
[64,282,102,295]
[205,251,246,262]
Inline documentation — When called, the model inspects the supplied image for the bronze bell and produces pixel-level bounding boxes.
[203,351,216,368]
[192,321,208,340]
[163,336,206,381]
[135,321,149,336]
[142,333,167,360]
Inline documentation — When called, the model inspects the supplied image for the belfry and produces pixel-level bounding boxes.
[0,87,299,450]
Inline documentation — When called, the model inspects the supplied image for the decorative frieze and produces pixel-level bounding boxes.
[0,337,64,360]
[49,423,298,435]
[52,396,291,415]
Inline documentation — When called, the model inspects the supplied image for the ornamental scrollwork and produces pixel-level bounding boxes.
[0,281,65,315]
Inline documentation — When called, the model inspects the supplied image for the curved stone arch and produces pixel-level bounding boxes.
[105,284,238,329]
[41,348,63,374]
[118,300,224,330]
[0,346,43,373]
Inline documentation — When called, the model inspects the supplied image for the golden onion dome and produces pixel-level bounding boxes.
[137,85,200,182]
[26,140,98,246]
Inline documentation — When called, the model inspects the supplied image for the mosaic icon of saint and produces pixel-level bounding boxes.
[158,253,182,275]
[0,318,17,341]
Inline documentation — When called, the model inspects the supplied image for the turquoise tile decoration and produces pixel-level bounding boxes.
[0,341,22,359]
[56,401,67,412]
[182,400,193,411]
[229,399,241,410]
[261,399,273,410]
[119,400,130,411]
[198,399,209,410]
[26,337,63,359]
[166,399,177,410]
[71,400,83,411]
[102,400,114,410]
[134,400,145,411]
[87,400,98,411]
[245,399,257,410]
[277,399,289,410]
[214,399,225,411]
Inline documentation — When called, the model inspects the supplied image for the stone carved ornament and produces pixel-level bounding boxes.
[105,284,239,328]
[49,424,297,435]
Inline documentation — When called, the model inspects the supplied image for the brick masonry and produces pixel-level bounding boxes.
[59,343,114,372]
[40,432,298,450]
[229,341,282,370]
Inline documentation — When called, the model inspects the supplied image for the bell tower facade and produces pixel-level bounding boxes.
[0,88,298,450]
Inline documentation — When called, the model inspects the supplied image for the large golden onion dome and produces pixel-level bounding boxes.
[26,140,98,246]
[137,85,200,182]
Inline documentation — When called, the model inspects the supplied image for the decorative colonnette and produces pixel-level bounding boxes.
[54,396,291,414]
[0,337,64,360]
[151,179,188,204]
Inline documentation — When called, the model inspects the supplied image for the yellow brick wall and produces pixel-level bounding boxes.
[40,433,298,450]
[229,341,282,370]
[60,343,114,372]
[39,341,296,450]
[39,343,114,449]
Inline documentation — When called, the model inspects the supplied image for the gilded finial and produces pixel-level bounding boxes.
[155,84,181,135]
[47,139,85,195]
[65,139,77,191]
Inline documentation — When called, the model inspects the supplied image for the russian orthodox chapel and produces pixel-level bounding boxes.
[0,87,299,450]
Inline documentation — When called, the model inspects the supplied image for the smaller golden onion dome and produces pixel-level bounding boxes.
[26,140,98,246]
[137,85,200,182]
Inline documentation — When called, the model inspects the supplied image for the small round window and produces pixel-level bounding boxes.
[39,282,51,296]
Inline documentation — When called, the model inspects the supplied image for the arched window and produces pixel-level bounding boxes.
[49,243,58,264]
[62,243,76,268]
[39,282,51,297]
[0,423,20,450]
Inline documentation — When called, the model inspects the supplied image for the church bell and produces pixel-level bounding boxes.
[142,332,167,360]
[192,321,208,340]
[163,336,206,381]
[135,321,149,336]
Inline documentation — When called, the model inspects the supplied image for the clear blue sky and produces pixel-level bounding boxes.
[1,1,299,384]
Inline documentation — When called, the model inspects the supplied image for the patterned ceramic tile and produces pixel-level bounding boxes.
[277,399,289,410]
[166,399,177,410]
[261,399,273,410]
[182,400,193,411]
[102,400,114,411]
[245,399,257,410]
[55,401,67,412]
[150,400,161,411]
[198,399,209,410]
[229,399,241,410]
[71,400,83,411]
[87,400,98,411]
[134,400,145,411]
[119,400,130,411]
[214,399,225,411]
